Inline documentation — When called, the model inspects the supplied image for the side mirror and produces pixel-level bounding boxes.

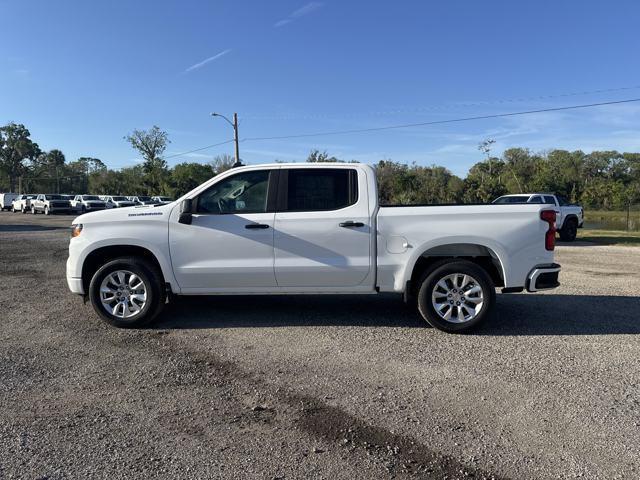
[178,198,193,225]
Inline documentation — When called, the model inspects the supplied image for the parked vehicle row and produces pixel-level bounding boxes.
[0,193,175,215]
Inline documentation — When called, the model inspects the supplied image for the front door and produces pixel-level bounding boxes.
[273,167,372,288]
[169,169,278,291]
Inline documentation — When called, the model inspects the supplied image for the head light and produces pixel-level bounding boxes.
[71,224,83,238]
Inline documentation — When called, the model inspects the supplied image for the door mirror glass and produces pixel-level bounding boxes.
[179,198,193,225]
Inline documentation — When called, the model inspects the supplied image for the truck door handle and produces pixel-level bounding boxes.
[339,221,365,228]
[245,223,270,229]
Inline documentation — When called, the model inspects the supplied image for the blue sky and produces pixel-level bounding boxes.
[1,0,639,177]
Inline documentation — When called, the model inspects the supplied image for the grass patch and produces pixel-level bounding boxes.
[575,228,640,246]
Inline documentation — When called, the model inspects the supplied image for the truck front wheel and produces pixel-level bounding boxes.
[416,260,495,333]
[88,257,166,328]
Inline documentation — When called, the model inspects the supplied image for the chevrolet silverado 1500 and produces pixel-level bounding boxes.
[67,163,561,332]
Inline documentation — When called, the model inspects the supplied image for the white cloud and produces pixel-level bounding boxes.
[184,49,231,73]
[274,2,324,28]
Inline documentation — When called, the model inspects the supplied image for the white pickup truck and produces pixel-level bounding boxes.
[493,193,584,241]
[11,194,37,213]
[67,163,561,333]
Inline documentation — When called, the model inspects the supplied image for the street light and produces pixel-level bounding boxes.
[211,112,242,167]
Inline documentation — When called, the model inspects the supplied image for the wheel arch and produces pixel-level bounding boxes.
[406,241,506,296]
[81,245,167,294]
[561,214,579,228]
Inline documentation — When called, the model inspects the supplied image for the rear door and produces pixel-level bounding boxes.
[273,167,371,287]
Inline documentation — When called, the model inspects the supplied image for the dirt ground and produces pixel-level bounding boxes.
[1,213,638,479]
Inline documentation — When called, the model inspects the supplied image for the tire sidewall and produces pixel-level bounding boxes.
[89,259,163,328]
[417,260,495,333]
[560,218,577,241]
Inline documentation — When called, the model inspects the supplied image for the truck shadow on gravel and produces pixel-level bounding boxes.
[157,294,424,329]
[155,293,640,336]
[0,223,68,232]
[481,294,640,336]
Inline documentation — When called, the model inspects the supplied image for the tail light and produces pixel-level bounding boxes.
[540,210,556,251]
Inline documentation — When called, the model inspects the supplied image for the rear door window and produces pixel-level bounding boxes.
[280,168,358,212]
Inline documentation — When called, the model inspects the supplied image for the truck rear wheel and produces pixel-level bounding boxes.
[416,260,495,333]
[559,218,578,241]
[88,257,166,328]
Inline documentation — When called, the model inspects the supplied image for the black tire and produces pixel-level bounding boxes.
[559,218,578,241]
[22,207,26,214]
[81,205,86,213]
[416,260,495,333]
[11,206,16,213]
[44,206,50,215]
[89,256,166,328]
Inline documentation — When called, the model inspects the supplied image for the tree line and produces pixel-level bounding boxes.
[1,122,639,209]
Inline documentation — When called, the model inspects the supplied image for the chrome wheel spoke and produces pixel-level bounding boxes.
[465,296,482,304]
[431,272,484,324]
[100,269,147,319]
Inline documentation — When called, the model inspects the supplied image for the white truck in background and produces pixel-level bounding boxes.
[67,163,561,333]
[70,195,107,213]
[493,193,584,241]
[102,196,137,209]
[31,194,73,215]
[11,194,37,213]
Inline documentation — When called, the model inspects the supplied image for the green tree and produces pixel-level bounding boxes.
[0,122,41,191]
[306,149,341,163]
[124,126,170,195]
[209,154,235,175]
[170,162,215,197]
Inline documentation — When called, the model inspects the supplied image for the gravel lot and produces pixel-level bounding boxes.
[1,213,639,479]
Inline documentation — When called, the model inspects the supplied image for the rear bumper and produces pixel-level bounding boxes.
[526,263,561,292]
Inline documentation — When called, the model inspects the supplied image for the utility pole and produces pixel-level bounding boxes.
[211,112,243,168]
[233,113,240,167]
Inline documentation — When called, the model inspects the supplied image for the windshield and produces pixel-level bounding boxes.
[493,195,531,204]
[137,196,152,201]
[45,195,63,200]
[83,195,100,200]
[111,196,127,201]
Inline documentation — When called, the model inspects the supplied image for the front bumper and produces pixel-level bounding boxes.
[67,276,85,295]
[526,263,561,292]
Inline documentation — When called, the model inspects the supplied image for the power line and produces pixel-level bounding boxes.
[240,97,640,142]
[164,139,235,159]
[243,84,640,120]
